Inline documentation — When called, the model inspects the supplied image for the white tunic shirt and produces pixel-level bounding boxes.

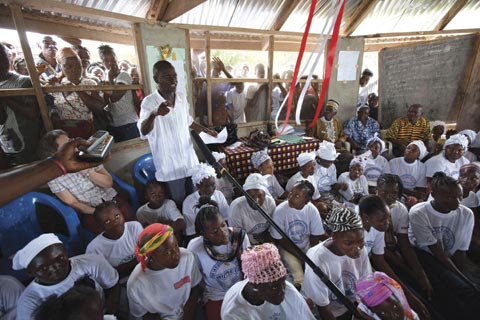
[127,248,202,320]
[270,201,325,251]
[17,254,119,320]
[302,241,372,317]
[424,153,470,179]
[182,190,230,236]
[221,279,315,320]
[408,201,474,256]
[286,172,321,200]
[138,90,199,181]
[228,195,276,244]
[136,200,184,226]
[187,230,250,302]
[389,157,427,190]
[315,163,337,192]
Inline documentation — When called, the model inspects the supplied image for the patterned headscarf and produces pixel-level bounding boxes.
[325,207,363,233]
[460,162,480,176]
[135,223,173,272]
[356,272,415,320]
[326,99,339,112]
[241,243,287,284]
[191,163,216,186]
[251,148,271,169]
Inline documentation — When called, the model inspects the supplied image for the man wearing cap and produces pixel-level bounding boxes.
[385,104,430,157]
[13,234,119,319]
[344,103,380,154]
[308,99,347,150]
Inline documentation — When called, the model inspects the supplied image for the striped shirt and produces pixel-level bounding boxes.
[384,117,430,143]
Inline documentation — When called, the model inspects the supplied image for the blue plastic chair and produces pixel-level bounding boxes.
[0,192,83,282]
[133,153,156,186]
[109,171,139,212]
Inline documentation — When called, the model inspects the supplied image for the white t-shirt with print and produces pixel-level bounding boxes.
[364,227,386,255]
[286,171,320,200]
[127,248,202,320]
[183,190,230,236]
[221,279,315,320]
[425,153,470,179]
[302,240,372,317]
[461,191,480,208]
[228,195,276,244]
[136,200,183,226]
[390,201,409,235]
[364,155,390,185]
[337,172,369,203]
[265,174,285,199]
[315,163,337,192]
[17,254,119,319]
[389,157,427,190]
[270,201,325,251]
[86,221,143,268]
[408,201,474,256]
[187,230,250,302]
[109,71,139,127]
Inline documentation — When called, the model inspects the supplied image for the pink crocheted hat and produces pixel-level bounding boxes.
[241,243,287,284]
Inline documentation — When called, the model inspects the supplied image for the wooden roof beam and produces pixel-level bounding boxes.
[161,0,206,22]
[271,0,301,31]
[434,0,468,31]
[341,0,379,37]
[146,0,169,21]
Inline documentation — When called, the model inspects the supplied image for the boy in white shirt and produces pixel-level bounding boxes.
[270,180,326,287]
[13,234,119,319]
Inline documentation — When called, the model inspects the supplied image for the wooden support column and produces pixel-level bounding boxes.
[9,4,53,131]
[131,23,149,95]
[267,35,274,119]
[206,31,212,126]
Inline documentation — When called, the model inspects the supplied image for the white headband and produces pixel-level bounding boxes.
[191,163,216,186]
[317,141,338,161]
[12,233,62,270]
[407,140,427,160]
[297,152,316,167]
[243,173,269,194]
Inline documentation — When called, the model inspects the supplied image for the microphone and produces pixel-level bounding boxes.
[190,130,224,178]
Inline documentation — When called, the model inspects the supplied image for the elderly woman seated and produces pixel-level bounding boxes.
[50,47,106,139]
[38,129,135,234]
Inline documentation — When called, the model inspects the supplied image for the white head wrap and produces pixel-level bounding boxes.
[251,148,271,169]
[317,141,338,161]
[443,134,469,151]
[297,152,316,167]
[407,140,427,160]
[459,129,476,145]
[366,133,385,154]
[356,101,370,112]
[12,233,62,270]
[243,173,269,194]
[212,152,226,162]
[191,163,216,186]
[350,155,374,170]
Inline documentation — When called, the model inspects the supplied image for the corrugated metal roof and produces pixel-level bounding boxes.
[60,0,151,18]
[444,0,480,30]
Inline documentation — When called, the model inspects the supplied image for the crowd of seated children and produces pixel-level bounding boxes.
[182,163,229,240]
[270,180,326,289]
[228,173,276,245]
[135,180,185,241]
[187,197,249,320]
[363,134,390,192]
[337,157,369,207]
[251,148,288,202]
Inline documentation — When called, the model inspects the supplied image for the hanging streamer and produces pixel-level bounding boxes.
[307,0,346,129]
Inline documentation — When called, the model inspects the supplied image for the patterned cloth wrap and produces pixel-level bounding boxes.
[135,223,173,272]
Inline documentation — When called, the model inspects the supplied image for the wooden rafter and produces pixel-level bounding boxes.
[271,0,301,31]
[340,0,379,37]
[161,0,205,22]
[146,0,169,21]
[434,0,468,31]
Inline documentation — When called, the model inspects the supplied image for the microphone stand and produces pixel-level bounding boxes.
[191,130,360,317]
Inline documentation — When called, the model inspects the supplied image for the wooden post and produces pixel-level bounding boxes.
[132,23,149,95]
[9,4,53,131]
[206,31,212,126]
[267,35,274,120]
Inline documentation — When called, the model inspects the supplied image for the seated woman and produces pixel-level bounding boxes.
[389,141,428,206]
[127,223,201,320]
[187,197,249,320]
[409,172,480,319]
[425,134,470,182]
[183,163,229,240]
[51,47,106,139]
[356,272,420,320]
[302,207,371,319]
[13,234,119,319]
[251,149,288,203]
[337,157,369,208]
[38,129,136,235]
[229,173,276,245]
[344,103,380,155]
[220,243,315,319]
[363,135,390,192]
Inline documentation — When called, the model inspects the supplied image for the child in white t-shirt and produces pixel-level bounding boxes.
[363,135,390,192]
[408,172,480,319]
[302,207,371,319]
[338,157,369,206]
[13,234,119,319]
[286,151,320,200]
[136,180,185,241]
[270,181,326,287]
[359,195,429,319]
[389,140,428,206]
[251,148,287,203]
[187,197,250,320]
[183,163,229,239]
[226,83,246,124]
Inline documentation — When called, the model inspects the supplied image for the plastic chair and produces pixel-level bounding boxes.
[133,153,156,186]
[0,192,83,282]
[109,171,139,212]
